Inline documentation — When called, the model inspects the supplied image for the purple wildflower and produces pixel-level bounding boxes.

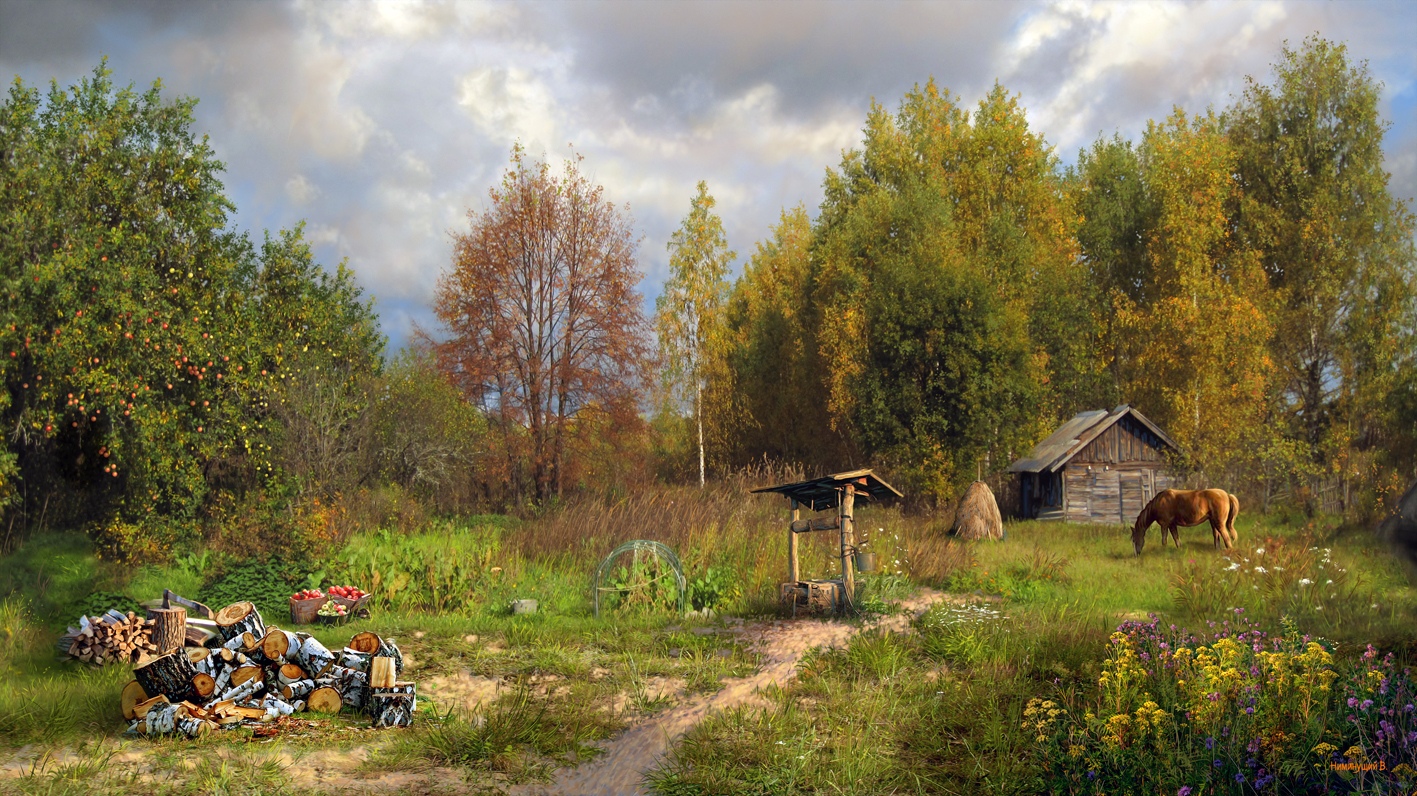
[1178,788,1192,796]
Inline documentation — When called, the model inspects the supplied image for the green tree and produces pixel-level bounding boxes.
[655,181,735,487]
[1228,36,1417,484]
[0,63,383,559]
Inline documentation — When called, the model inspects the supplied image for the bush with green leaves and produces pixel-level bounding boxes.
[198,560,305,621]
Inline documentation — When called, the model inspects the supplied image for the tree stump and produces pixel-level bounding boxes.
[134,650,200,703]
[214,602,266,644]
[149,606,187,655]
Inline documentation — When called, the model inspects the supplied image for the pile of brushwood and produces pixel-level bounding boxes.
[122,601,415,738]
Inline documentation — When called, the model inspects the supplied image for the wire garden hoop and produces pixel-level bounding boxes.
[592,540,686,618]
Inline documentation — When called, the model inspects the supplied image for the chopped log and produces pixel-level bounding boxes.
[337,648,373,673]
[229,665,263,688]
[121,680,149,720]
[321,664,370,712]
[134,650,200,702]
[214,602,265,643]
[278,663,306,685]
[369,657,397,689]
[295,635,337,677]
[261,628,301,662]
[191,672,216,701]
[149,607,187,655]
[348,632,403,673]
[187,647,215,675]
[163,589,214,620]
[370,682,416,728]
[216,677,264,705]
[306,686,342,714]
[132,694,170,719]
[281,679,317,701]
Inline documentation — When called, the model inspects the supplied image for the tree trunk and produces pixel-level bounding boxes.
[150,606,187,656]
[370,682,416,728]
[696,378,705,488]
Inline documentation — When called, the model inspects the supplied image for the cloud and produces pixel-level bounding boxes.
[2,0,1415,355]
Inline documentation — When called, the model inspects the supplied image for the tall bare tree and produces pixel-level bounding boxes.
[431,146,648,502]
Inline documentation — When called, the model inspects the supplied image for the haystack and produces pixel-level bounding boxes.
[950,480,1003,541]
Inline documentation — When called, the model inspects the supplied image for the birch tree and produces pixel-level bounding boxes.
[656,182,734,487]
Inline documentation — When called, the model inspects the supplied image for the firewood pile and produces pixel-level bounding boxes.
[57,610,160,666]
[123,601,416,738]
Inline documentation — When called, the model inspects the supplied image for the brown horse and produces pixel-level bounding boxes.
[1132,488,1239,555]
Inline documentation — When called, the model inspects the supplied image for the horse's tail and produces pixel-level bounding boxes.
[1228,493,1240,540]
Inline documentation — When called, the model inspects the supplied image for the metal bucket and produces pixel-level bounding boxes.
[853,551,877,574]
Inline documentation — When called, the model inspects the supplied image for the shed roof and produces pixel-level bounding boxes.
[750,469,903,512]
[1007,404,1180,474]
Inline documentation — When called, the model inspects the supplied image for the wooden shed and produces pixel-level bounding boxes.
[1007,405,1180,524]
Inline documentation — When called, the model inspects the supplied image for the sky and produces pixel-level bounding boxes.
[2,0,1415,354]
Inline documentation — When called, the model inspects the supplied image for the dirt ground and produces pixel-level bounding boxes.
[0,590,950,796]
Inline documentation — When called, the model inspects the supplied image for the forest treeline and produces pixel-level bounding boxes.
[2,37,1414,564]
[690,36,1417,516]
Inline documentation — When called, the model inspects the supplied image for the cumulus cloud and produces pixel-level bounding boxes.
[1,0,1414,353]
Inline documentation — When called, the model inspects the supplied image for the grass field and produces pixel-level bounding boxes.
[2,486,1415,794]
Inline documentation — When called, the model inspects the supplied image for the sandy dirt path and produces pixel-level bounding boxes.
[514,588,946,796]
[0,590,949,796]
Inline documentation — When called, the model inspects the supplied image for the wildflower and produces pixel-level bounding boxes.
[1226,562,1241,571]
[1178,788,1193,796]
[1299,578,1312,586]
[1235,772,1246,783]
[1361,699,1374,711]
[1371,604,1378,609]
[1326,579,1333,585]
[1254,566,1267,574]
[1256,547,1265,555]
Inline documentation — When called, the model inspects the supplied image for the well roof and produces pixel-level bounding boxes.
[1007,404,1179,474]
[751,469,903,512]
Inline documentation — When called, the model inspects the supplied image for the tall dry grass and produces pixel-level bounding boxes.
[511,466,972,609]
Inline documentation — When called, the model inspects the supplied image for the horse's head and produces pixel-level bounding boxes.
[1131,509,1151,555]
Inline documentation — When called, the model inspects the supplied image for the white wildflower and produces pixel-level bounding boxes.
[1273,566,1284,572]
[1298,578,1312,586]
[1256,548,1265,555]
[1226,562,1241,571]
[1326,579,1333,585]
[1371,604,1378,610]
[1316,606,1324,611]
[1254,566,1267,574]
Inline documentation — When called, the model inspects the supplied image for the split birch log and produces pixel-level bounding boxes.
[190,672,217,701]
[336,648,373,673]
[348,632,403,672]
[260,628,301,663]
[277,663,307,686]
[306,686,342,714]
[369,656,397,689]
[149,607,187,655]
[133,650,200,702]
[295,635,337,677]
[214,602,266,644]
[370,682,416,728]
[186,647,214,674]
[281,678,317,701]
[229,665,263,687]
[121,680,149,720]
[320,664,369,712]
[216,677,264,705]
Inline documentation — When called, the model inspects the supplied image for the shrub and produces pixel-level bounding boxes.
[198,560,305,621]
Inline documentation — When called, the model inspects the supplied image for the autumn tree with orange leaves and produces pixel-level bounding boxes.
[431,146,650,504]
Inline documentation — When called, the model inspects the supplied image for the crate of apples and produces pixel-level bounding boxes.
[289,588,328,624]
[327,584,372,616]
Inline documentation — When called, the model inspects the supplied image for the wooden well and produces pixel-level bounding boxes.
[752,469,902,614]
